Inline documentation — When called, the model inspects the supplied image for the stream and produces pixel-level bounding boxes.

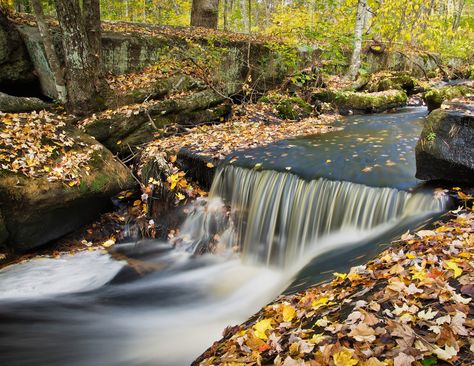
[0,107,448,366]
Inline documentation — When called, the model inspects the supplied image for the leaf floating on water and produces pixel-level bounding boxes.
[101,239,115,248]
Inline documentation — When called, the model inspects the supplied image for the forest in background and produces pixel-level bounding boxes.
[6,0,474,75]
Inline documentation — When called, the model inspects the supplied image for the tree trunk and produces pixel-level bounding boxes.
[347,0,367,80]
[55,0,106,115]
[83,0,102,72]
[452,0,464,30]
[190,0,219,28]
[30,0,67,102]
[240,0,248,32]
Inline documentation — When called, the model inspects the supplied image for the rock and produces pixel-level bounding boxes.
[423,85,472,112]
[333,89,407,115]
[106,74,207,108]
[0,211,8,247]
[0,12,37,91]
[416,108,474,184]
[84,89,229,154]
[0,92,50,112]
[0,126,135,252]
[364,71,418,94]
[260,93,313,120]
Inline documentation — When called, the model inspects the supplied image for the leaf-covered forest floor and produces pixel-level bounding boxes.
[194,200,474,366]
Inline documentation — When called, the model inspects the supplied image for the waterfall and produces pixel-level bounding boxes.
[176,165,446,267]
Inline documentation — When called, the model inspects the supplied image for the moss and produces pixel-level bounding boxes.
[276,97,312,120]
[334,90,407,114]
[366,72,417,93]
[423,85,471,112]
[311,90,336,103]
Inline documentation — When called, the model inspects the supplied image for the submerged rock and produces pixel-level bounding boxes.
[333,89,407,115]
[416,106,474,184]
[423,85,472,112]
[0,117,135,251]
[0,92,49,112]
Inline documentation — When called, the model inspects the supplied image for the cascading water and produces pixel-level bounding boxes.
[0,108,450,366]
[177,165,446,267]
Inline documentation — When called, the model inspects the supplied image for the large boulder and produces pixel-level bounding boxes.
[0,111,135,251]
[333,89,407,115]
[0,12,37,93]
[0,92,50,112]
[83,89,230,154]
[423,85,472,112]
[416,106,474,184]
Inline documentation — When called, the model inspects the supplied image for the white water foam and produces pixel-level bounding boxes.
[0,251,125,301]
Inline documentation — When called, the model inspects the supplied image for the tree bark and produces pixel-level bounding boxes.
[347,0,367,80]
[30,0,67,102]
[452,0,464,30]
[55,0,106,115]
[83,0,102,75]
[190,0,219,28]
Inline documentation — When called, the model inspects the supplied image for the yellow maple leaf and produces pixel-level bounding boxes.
[253,318,273,340]
[311,296,329,308]
[333,272,347,280]
[282,303,296,322]
[333,348,359,366]
[176,192,186,201]
[206,162,214,168]
[444,260,462,278]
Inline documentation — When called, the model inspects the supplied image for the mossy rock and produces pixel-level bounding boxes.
[334,89,408,115]
[311,89,337,103]
[0,126,135,252]
[0,211,8,246]
[260,93,312,120]
[365,71,418,94]
[416,108,474,184]
[423,85,472,112]
[276,97,312,120]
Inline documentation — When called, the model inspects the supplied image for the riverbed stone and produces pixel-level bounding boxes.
[423,85,472,112]
[333,89,408,115]
[416,107,474,184]
[0,127,135,252]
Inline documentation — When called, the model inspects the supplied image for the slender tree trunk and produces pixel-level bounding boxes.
[347,0,367,80]
[55,0,105,115]
[452,0,464,30]
[223,0,228,30]
[190,0,219,28]
[240,0,248,32]
[30,0,67,102]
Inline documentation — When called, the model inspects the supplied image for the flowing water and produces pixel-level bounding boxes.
[0,107,448,366]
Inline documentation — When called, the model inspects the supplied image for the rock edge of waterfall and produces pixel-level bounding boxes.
[416,98,474,185]
[193,206,474,366]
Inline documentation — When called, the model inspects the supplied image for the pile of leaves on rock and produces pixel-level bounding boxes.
[0,111,98,186]
[194,203,474,366]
